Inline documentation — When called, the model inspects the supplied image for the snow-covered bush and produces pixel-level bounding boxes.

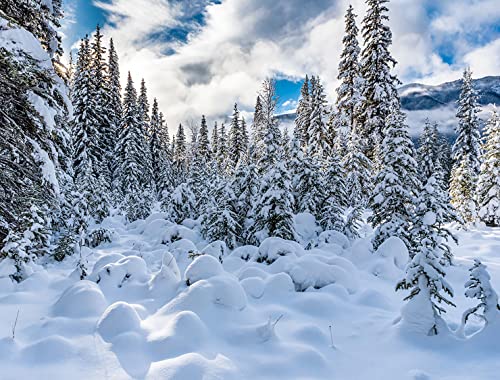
[254,237,301,264]
[185,255,223,286]
[462,259,500,329]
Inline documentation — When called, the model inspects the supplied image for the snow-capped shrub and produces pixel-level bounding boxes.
[462,259,500,329]
[95,256,149,289]
[149,251,181,301]
[286,255,358,293]
[255,237,301,264]
[316,230,350,250]
[229,245,259,262]
[201,241,228,263]
[162,225,199,245]
[97,302,143,342]
[52,281,107,318]
[209,275,247,310]
[91,254,126,276]
[85,228,114,248]
[185,255,223,286]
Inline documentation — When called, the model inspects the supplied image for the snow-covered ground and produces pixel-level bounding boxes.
[1,214,499,380]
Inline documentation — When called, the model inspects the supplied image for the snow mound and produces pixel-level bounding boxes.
[255,237,302,264]
[185,255,223,285]
[149,251,181,301]
[97,301,143,343]
[163,225,199,245]
[143,218,173,243]
[52,281,107,318]
[317,230,350,250]
[95,256,150,289]
[148,353,236,379]
[294,213,321,246]
[201,241,228,262]
[91,253,125,275]
[375,236,409,269]
[21,336,76,363]
[229,245,259,261]
[209,275,248,310]
[241,276,266,298]
[369,236,410,280]
[146,310,208,356]
[286,254,358,293]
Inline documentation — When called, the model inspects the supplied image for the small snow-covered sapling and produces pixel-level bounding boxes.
[462,259,500,328]
[11,309,19,340]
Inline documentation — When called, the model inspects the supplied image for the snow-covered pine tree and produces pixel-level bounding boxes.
[252,95,266,162]
[396,235,455,335]
[240,117,249,157]
[450,158,477,224]
[248,79,295,244]
[202,176,241,249]
[149,98,164,198]
[0,0,63,59]
[438,134,453,186]
[229,103,248,168]
[343,126,373,206]
[211,121,219,158]
[308,76,330,159]
[115,72,151,220]
[477,111,500,226]
[249,160,296,245]
[157,112,174,198]
[198,115,212,162]
[411,173,458,265]
[295,149,323,219]
[359,0,400,158]
[335,5,363,141]
[319,153,347,232]
[450,68,482,222]
[369,106,419,251]
[173,123,187,183]
[462,259,500,327]
[453,67,482,176]
[137,78,153,187]
[1,5,71,279]
[231,153,259,243]
[89,26,113,193]
[295,76,311,149]
[107,38,122,197]
[257,78,281,173]
[167,183,196,224]
[217,122,228,174]
[71,36,109,222]
[417,120,439,182]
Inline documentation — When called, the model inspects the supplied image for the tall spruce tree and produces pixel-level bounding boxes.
[308,76,330,159]
[335,5,363,139]
[450,68,482,222]
[295,76,311,149]
[369,106,419,251]
[198,115,212,162]
[359,0,400,157]
[229,103,248,167]
[202,176,241,249]
[477,111,500,226]
[115,73,151,220]
[107,38,122,195]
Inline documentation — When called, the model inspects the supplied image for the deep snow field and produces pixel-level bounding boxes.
[0,213,499,380]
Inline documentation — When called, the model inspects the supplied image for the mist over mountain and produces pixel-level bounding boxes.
[278,76,500,137]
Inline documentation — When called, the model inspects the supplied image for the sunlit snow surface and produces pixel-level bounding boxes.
[0,213,499,379]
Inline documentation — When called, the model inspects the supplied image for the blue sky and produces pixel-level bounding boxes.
[61,0,500,125]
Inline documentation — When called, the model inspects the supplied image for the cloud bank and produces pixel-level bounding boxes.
[89,0,500,130]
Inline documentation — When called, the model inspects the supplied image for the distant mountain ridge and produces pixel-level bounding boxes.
[277,76,500,122]
[400,76,500,111]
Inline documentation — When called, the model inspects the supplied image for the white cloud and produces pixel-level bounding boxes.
[90,0,500,132]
